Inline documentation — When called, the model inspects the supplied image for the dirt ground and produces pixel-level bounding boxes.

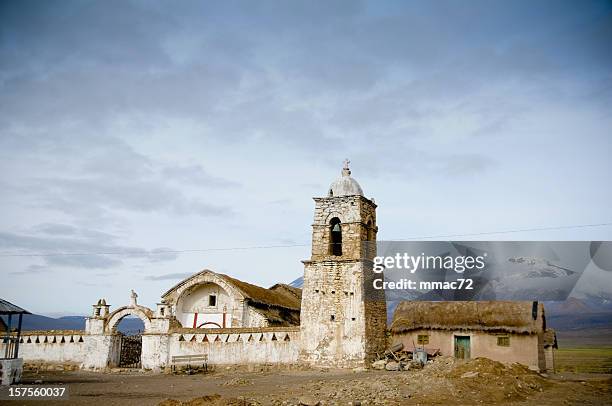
[13,358,612,405]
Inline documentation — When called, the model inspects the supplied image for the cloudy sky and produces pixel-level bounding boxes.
[1,0,611,315]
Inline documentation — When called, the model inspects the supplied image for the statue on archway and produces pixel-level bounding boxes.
[130,289,138,307]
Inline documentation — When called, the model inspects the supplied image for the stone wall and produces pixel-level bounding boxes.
[300,260,386,367]
[310,196,377,261]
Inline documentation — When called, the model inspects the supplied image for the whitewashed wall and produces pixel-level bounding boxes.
[2,328,301,371]
[168,329,300,365]
[0,332,112,369]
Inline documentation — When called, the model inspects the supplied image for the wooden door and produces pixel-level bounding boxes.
[454,335,471,359]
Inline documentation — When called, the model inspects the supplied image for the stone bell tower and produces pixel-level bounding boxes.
[299,160,387,367]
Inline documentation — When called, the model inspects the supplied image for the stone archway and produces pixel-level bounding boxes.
[105,305,153,368]
[105,305,153,334]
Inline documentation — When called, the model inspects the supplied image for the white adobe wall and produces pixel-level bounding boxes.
[0,332,112,370]
[245,308,269,327]
[168,329,300,365]
[3,328,301,371]
[142,333,170,370]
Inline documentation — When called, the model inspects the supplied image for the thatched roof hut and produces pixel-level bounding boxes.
[390,301,546,334]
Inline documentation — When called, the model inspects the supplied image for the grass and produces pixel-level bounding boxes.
[554,347,612,374]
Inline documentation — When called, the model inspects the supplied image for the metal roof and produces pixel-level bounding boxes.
[0,298,31,315]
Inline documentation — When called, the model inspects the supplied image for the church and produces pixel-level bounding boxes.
[3,162,387,370]
[1,162,554,372]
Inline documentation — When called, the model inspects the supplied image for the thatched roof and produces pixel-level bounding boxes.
[543,328,558,348]
[220,274,301,311]
[269,283,302,302]
[390,301,545,334]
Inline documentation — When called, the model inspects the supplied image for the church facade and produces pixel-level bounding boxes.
[3,162,386,370]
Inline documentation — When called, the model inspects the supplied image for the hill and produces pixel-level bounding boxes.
[1,314,144,334]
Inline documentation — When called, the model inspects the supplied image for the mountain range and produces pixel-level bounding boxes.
[5,277,610,346]
[1,314,143,334]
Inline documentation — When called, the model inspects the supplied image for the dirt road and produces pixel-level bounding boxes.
[11,358,612,405]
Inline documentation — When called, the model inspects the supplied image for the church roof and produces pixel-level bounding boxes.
[269,283,302,303]
[161,270,301,311]
[220,274,302,310]
[328,160,363,197]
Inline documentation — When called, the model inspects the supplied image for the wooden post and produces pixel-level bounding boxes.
[4,314,12,358]
[14,313,23,359]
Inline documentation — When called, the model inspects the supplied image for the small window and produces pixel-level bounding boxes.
[329,217,342,256]
[330,315,335,321]
[497,336,510,347]
[417,334,429,345]
[208,295,217,307]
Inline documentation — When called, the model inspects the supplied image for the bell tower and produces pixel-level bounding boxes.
[299,160,387,367]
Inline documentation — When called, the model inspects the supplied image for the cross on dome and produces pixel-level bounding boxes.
[329,159,363,197]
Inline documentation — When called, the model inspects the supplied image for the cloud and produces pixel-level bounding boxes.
[31,177,232,216]
[0,131,235,220]
[10,264,49,275]
[162,165,240,188]
[145,272,193,281]
[0,226,179,271]
[44,254,122,270]
[0,0,610,313]
[441,154,497,176]
[33,223,78,236]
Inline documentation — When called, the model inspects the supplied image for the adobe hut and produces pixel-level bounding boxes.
[390,301,556,371]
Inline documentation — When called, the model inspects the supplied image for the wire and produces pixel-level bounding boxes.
[0,244,310,258]
[0,221,610,258]
[390,222,612,240]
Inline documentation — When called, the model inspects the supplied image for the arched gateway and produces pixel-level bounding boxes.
[105,305,153,334]
[105,305,154,368]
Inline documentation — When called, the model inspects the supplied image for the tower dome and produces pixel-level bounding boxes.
[328,159,363,197]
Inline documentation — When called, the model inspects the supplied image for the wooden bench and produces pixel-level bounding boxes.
[171,354,208,372]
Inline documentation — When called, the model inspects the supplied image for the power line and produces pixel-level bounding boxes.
[0,243,310,258]
[391,222,612,240]
[0,221,610,258]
